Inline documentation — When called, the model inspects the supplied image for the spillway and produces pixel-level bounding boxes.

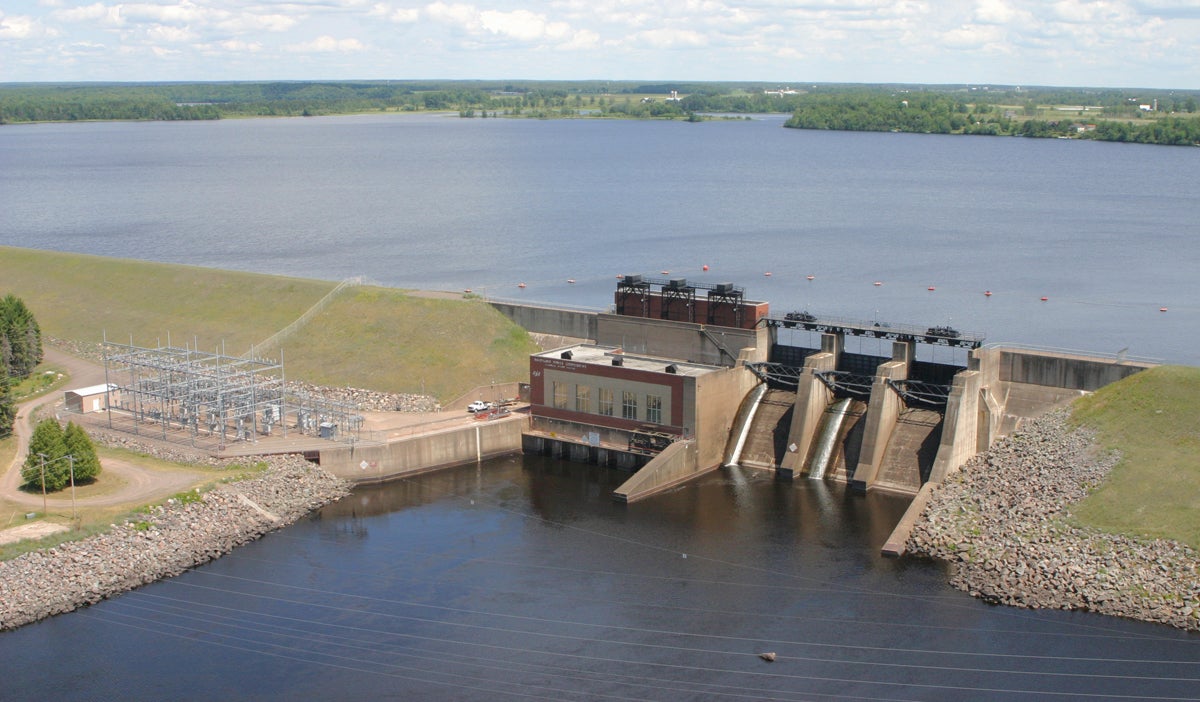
[809,397,852,480]
[724,383,767,467]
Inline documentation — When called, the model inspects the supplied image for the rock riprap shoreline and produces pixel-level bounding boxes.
[0,456,350,631]
[907,410,1200,631]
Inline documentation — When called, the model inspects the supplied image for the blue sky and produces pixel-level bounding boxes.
[2,0,1198,88]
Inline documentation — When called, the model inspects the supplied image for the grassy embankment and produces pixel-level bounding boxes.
[0,246,538,400]
[1070,365,1200,549]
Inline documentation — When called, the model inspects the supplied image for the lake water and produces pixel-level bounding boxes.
[1,113,1198,363]
[1,115,1199,700]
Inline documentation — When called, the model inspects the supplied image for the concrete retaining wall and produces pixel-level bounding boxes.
[929,369,982,484]
[693,362,761,471]
[612,440,702,503]
[778,352,837,479]
[997,349,1152,391]
[850,360,908,492]
[489,302,598,340]
[318,415,526,482]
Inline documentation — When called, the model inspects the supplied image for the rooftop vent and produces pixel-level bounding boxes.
[561,350,573,360]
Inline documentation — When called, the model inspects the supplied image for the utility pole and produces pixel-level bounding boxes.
[37,453,47,516]
[67,454,76,522]
[36,452,77,521]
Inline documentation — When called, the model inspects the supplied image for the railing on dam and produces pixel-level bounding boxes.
[763,312,985,348]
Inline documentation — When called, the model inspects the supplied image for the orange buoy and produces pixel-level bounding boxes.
[1040,296,1048,301]
[873,281,882,287]
[806,275,815,281]
[518,282,526,289]
[702,265,709,271]
[984,290,992,297]
[1160,307,1168,312]
[927,286,936,291]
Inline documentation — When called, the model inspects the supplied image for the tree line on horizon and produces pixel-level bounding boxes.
[2,81,1198,145]
[783,91,1200,146]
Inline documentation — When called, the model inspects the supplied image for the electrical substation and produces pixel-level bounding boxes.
[101,340,365,453]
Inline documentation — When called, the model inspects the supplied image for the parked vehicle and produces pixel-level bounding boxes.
[467,400,492,413]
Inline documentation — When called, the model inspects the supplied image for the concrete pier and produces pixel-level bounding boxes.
[850,342,913,493]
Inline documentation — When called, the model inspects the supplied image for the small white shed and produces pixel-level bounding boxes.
[64,384,119,414]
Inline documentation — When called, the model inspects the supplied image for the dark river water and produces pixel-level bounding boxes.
[1,114,1199,699]
[4,457,1200,700]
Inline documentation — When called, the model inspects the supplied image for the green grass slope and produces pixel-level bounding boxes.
[1070,366,1200,549]
[256,287,540,400]
[0,246,334,351]
[0,247,537,401]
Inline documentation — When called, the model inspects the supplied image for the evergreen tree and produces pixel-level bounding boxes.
[22,419,68,491]
[0,294,42,379]
[63,422,101,483]
[0,375,14,439]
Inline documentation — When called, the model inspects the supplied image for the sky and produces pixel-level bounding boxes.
[1,0,1198,88]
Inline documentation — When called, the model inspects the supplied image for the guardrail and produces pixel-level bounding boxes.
[983,342,1163,365]
[486,296,606,314]
[767,312,985,348]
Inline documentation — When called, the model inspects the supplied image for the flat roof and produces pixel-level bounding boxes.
[535,345,723,377]
[66,383,118,396]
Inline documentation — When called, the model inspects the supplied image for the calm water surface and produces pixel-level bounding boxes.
[1,115,1199,699]
[1,113,1198,362]
[3,457,1199,701]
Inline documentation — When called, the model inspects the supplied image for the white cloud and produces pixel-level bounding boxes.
[478,9,567,41]
[631,27,707,48]
[52,2,123,25]
[216,39,263,51]
[941,23,1008,50]
[973,0,1020,23]
[370,3,420,22]
[286,34,367,51]
[558,28,600,50]
[217,13,299,33]
[0,13,60,39]
[120,1,212,26]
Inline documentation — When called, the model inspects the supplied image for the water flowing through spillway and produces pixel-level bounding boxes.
[809,397,852,480]
[724,384,767,467]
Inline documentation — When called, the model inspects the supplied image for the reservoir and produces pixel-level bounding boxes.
[1,112,1197,363]
[1,114,1198,699]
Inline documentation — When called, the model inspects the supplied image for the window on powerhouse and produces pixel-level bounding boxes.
[646,394,662,424]
[622,391,637,420]
[598,387,613,416]
[575,385,590,412]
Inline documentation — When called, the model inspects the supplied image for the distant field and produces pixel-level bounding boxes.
[1071,365,1200,549]
[0,246,537,401]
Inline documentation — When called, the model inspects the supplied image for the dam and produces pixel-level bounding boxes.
[491,275,1156,508]
[76,274,1156,530]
